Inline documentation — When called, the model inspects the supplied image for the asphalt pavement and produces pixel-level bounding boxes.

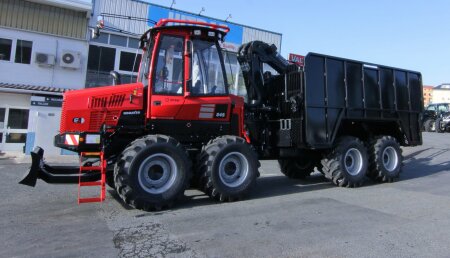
[1,132,450,258]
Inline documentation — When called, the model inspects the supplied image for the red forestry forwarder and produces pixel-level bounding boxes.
[20,19,423,211]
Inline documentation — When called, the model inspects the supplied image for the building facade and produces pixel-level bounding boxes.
[432,84,450,104]
[0,0,91,153]
[423,85,433,107]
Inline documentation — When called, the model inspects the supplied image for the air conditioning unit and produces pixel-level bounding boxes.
[35,52,55,67]
[60,50,81,69]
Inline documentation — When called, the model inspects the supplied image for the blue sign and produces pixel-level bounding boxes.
[148,4,243,46]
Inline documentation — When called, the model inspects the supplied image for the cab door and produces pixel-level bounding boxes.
[177,39,232,123]
[149,34,186,120]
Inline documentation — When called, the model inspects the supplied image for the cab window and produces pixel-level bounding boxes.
[191,39,227,95]
[152,35,184,95]
[438,104,449,112]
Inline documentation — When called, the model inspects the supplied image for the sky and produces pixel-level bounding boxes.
[146,0,449,86]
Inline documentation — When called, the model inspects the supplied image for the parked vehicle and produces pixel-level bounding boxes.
[422,103,450,132]
[20,19,423,211]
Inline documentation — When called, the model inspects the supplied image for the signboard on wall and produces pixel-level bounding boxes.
[147,4,244,52]
[31,95,63,107]
[289,53,305,67]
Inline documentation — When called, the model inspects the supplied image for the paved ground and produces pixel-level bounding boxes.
[1,132,450,258]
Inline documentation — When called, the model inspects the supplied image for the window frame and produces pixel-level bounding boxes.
[87,39,142,87]
[189,39,229,97]
[14,39,33,65]
[151,34,185,96]
[0,37,14,62]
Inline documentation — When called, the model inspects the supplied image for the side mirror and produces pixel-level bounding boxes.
[110,71,121,85]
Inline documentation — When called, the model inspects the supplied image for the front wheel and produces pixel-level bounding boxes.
[197,136,260,202]
[368,136,403,182]
[424,119,436,132]
[114,135,191,211]
[321,136,368,187]
[436,119,445,133]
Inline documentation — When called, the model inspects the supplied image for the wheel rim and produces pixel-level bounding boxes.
[431,121,436,131]
[344,148,363,176]
[382,146,398,172]
[219,152,249,187]
[138,153,178,194]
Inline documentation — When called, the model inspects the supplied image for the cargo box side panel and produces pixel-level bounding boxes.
[380,68,396,118]
[326,58,345,143]
[304,54,327,146]
[408,72,423,144]
[395,71,409,111]
[346,62,364,118]
[364,68,381,118]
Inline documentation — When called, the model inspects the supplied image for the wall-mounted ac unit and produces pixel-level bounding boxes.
[35,52,55,67]
[60,51,81,69]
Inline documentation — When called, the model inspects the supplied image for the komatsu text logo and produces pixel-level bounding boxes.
[123,110,141,115]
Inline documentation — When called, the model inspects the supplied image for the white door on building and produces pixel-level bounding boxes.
[34,111,61,155]
[0,107,29,152]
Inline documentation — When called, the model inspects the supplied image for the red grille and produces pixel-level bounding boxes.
[89,111,104,131]
[89,110,121,131]
[91,95,125,108]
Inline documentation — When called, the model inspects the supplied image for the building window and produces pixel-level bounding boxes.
[86,45,116,87]
[119,51,142,73]
[110,34,127,47]
[91,33,109,44]
[0,38,12,61]
[128,38,139,49]
[15,40,33,64]
[8,109,29,129]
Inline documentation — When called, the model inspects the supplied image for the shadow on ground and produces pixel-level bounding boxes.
[401,147,450,181]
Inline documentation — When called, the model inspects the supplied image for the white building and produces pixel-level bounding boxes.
[0,0,91,154]
[431,84,450,104]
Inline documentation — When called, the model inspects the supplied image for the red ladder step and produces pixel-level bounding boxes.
[77,152,106,204]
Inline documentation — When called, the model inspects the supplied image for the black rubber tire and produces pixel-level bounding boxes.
[197,136,260,202]
[435,119,445,133]
[321,136,368,187]
[368,136,403,183]
[114,135,191,211]
[278,152,322,179]
[424,119,436,132]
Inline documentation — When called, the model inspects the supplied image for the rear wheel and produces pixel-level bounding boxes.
[114,135,191,211]
[197,136,259,202]
[424,119,436,132]
[321,136,368,187]
[278,152,322,179]
[368,136,402,182]
[435,118,445,133]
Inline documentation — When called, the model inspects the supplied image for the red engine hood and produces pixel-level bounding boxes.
[60,83,144,133]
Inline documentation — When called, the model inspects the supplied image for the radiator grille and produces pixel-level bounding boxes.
[90,95,125,108]
[88,110,121,131]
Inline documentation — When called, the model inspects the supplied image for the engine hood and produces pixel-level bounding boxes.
[60,83,144,133]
